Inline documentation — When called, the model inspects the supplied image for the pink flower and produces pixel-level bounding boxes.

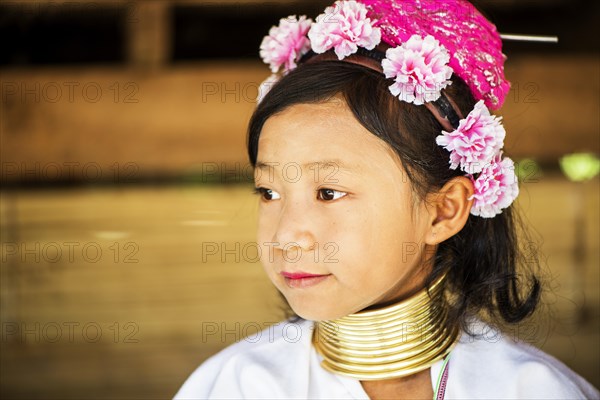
[435,100,505,174]
[260,15,312,74]
[469,155,519,218]
[381,35,453,105]
[308,0,381,60]
[256,74,280,104]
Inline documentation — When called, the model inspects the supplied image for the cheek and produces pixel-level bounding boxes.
[339,199,418,275]
[256,208,277,276]
[256,206,275,244]
[325,208,377,280]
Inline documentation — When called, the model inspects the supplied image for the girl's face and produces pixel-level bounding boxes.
[254,98,437,321]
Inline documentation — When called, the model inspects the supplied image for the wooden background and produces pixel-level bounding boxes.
[0,178,598,398]
[1,56,599,183]
[1,0,599,398]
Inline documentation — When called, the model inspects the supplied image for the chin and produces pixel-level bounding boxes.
[287,298,348,322]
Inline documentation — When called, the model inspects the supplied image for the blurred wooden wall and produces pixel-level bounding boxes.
[1,0,598,183]
[1,56,599,184]
[1,1,599,399]
[0,178,598,398]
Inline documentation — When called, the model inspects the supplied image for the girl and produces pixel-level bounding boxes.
[176,1,599,398]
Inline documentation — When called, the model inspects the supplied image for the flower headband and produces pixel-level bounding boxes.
[257,0,518,218]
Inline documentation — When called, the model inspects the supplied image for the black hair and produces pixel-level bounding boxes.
[247,60,541,332]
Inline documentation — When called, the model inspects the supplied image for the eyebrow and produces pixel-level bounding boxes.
[255,159,361,173]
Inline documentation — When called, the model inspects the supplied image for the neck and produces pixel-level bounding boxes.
[312,273,458,381]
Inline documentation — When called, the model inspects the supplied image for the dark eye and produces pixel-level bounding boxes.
[253,187,281,201]
[318,188,347,201]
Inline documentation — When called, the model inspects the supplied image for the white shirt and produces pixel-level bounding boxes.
[174,318,599,399]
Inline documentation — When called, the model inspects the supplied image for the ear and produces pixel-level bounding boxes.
[424,176,474,245]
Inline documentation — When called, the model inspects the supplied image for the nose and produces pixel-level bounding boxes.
[272,198,317,254]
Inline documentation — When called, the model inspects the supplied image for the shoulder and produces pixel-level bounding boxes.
[174,318,316,399]
[447,320,599,399]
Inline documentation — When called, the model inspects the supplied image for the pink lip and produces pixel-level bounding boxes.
[281,271,331,289]
[281,271,325,279]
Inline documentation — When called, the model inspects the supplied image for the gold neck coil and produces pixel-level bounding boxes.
[312,273,459,380]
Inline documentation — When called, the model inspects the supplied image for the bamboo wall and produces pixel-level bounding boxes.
[1,0,599,398]
[1,178,598,398]
[1,56,599,183]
